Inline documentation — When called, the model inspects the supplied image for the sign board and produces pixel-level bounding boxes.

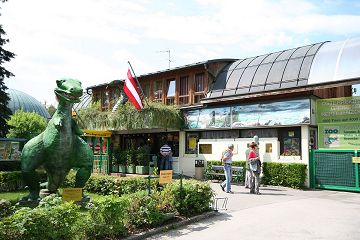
[316,97,360,149]
[159,170,173,184]
[316,96,360,124]
[352,157,360,163]
[318,124,360,149]
[62,188,83,202]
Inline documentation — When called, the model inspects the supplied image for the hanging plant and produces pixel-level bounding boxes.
[77,101,185,130]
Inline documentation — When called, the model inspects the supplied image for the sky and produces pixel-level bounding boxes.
[2,0,360,106]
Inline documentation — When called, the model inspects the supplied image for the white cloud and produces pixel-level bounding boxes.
[2,0,360,106]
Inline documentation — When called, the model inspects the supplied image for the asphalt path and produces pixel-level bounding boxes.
[147,182,360,240]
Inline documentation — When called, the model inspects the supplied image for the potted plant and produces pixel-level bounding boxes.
[111,149,120,173]
[135,148,149,174]
[126,149,136,174]
[113,148,127,173]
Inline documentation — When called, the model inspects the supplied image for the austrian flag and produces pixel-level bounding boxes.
[123,69,144,110]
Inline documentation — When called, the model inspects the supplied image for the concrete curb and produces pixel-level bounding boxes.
[124,211,219,240]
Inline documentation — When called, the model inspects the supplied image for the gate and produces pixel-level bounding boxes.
[309,150,360,192]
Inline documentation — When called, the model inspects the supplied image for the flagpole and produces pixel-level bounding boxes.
[127,61,149,107]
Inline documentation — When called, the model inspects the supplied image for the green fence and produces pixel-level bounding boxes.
[310,149,360,192]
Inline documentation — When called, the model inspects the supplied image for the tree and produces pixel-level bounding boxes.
[6,110,47,140]
[0,0,16,137]
[47,104,57,117]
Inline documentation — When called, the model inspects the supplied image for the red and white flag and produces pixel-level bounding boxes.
[123,68,144,110]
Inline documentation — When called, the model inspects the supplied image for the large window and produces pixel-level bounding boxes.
[153,80,162,102]
[279,127,301,156]
[179,76,189,105]
[194,73,205,104]
[185,132,199,154]
[166,79,176,105]
[142,81,151,99]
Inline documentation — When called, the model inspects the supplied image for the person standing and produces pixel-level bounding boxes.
[244,143,251,188]
[220,143,234,194]
[160,143,172,170]
[248,142,261,194]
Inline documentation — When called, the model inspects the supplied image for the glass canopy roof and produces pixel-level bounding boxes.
[206,41,327,99]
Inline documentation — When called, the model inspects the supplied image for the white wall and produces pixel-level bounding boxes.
[178,127,312,187]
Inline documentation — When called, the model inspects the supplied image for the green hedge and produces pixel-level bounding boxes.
[205,160,307,189]
[0,161,21,171]
[0,171,47,192]
[262,162,307,189]
[62,171,158,196]
[205,160,246,183]
[0,179,214,239]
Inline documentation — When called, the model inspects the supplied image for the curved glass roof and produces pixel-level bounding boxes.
[207,42,326,99]
[7,88,50,119]
[308,37,360,84]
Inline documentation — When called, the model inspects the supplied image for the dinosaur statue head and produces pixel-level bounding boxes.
[55,78,83,103]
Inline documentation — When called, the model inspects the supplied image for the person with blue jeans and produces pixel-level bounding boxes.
[220,143,234,193]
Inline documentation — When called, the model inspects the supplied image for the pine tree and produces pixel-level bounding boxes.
[0,0,15,137]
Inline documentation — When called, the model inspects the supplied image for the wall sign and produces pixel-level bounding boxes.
[317,96,360,149]
[184,99,310,129]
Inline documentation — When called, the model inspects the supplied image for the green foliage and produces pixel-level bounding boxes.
[0,177,213,239]
[205,160,307,189]
[86,195,129,238]
[0,199,14,220]
[6,110,47,139]
[112,148,127,165]
[162,179,214,216]
[77,101,184,130]
[262,162,307,189]
[0,195,85,240]
[125,191,165,229]
[46,104,56,117]
[0,0,15,137]
[0,171,47,192]
[205,160,246,183]
[62,171,157,196]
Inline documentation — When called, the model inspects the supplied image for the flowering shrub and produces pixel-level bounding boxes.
[280,149,300,156]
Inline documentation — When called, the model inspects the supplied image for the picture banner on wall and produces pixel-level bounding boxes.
[318,124,360,149]
[316,96,360,124]
[184,99,310,129]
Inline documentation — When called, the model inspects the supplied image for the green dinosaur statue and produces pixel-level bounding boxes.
[21,79,93,201]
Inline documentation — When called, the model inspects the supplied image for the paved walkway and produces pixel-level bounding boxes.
[147,182,360,240]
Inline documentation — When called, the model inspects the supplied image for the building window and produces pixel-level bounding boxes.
[153,80,162,102]
[166,79,175,105]
[194,73,205,104]
[279,127,301,156]
[179,76,189,105]
[142,81,151,99]
[185,132,199,154]
[199,143,212,154]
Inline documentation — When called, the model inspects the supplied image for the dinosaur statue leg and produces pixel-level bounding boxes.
[72,137,94,188]
[21,135,45,201]
[46,168,70,193]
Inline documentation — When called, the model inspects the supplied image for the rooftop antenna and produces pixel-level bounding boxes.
[157,50,171,69]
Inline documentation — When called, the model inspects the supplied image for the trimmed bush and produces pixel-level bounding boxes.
[262,162,307,189]
[0,161,21,171]
[205,160,307,189]
[205,160,246,183]
[162,179,214,216]
[62,171,159,196]
[0,171,47,192]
